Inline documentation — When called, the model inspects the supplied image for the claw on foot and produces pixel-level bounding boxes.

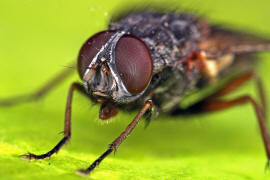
[76,169,90,177]
[20,153,38,161]
[20,153,47,160]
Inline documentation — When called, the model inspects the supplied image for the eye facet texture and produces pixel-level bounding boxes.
[115,35,153,94]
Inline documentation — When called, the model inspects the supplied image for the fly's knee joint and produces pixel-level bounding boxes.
[145,99,153,109]
[109,143,118,151]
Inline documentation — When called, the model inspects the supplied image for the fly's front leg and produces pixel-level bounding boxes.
[0,63,75,106]
[76,100,153,176]
[20,82,85,160]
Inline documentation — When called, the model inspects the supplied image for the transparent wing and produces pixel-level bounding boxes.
[199,25,270,57]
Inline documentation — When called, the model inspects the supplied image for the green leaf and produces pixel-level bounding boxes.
[0,0,270,179]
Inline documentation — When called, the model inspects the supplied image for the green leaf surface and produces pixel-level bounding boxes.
[0,0,270,179]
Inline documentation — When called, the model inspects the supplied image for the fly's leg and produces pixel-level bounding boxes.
[172,72,267,117]
[210,72,267,116]
[172,72,270,166]
[76,100,153,176]
[20,82,85,160]
[200,96,270,167]
[0,64,75,106]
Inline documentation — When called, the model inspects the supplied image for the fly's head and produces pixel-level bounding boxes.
[77,30,153,103]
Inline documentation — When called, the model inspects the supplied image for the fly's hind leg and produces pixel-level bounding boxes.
[199,96,270,164]
[171,72,270,166]
[209,72,267,116]
[21,82,86,160]
[0,63,75,106]
[172,71,267,117]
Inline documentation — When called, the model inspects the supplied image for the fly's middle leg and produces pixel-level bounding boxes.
[0,63,75,107]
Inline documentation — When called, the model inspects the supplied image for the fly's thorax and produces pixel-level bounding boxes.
[78,30,153,103]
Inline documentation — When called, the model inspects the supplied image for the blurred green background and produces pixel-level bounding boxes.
[0,0,270,179]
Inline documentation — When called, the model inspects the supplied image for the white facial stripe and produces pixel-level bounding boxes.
[83,31,126,80]
[83,68,95,82]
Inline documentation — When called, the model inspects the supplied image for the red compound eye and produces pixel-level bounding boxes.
[115,35,153,94]
[77,30,115,79]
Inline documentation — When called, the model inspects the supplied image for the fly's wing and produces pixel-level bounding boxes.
[199,25,270,56]
[181,25,270,109]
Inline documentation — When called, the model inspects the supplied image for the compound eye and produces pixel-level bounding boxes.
[115,35,153,94]
[77,30,115,79]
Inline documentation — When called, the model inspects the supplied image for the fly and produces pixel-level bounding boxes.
[1,10,270,176]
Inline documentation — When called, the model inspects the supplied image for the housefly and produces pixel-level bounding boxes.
[0,9,270,176]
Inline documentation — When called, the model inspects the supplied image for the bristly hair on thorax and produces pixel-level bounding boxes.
[108,8,270,113]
